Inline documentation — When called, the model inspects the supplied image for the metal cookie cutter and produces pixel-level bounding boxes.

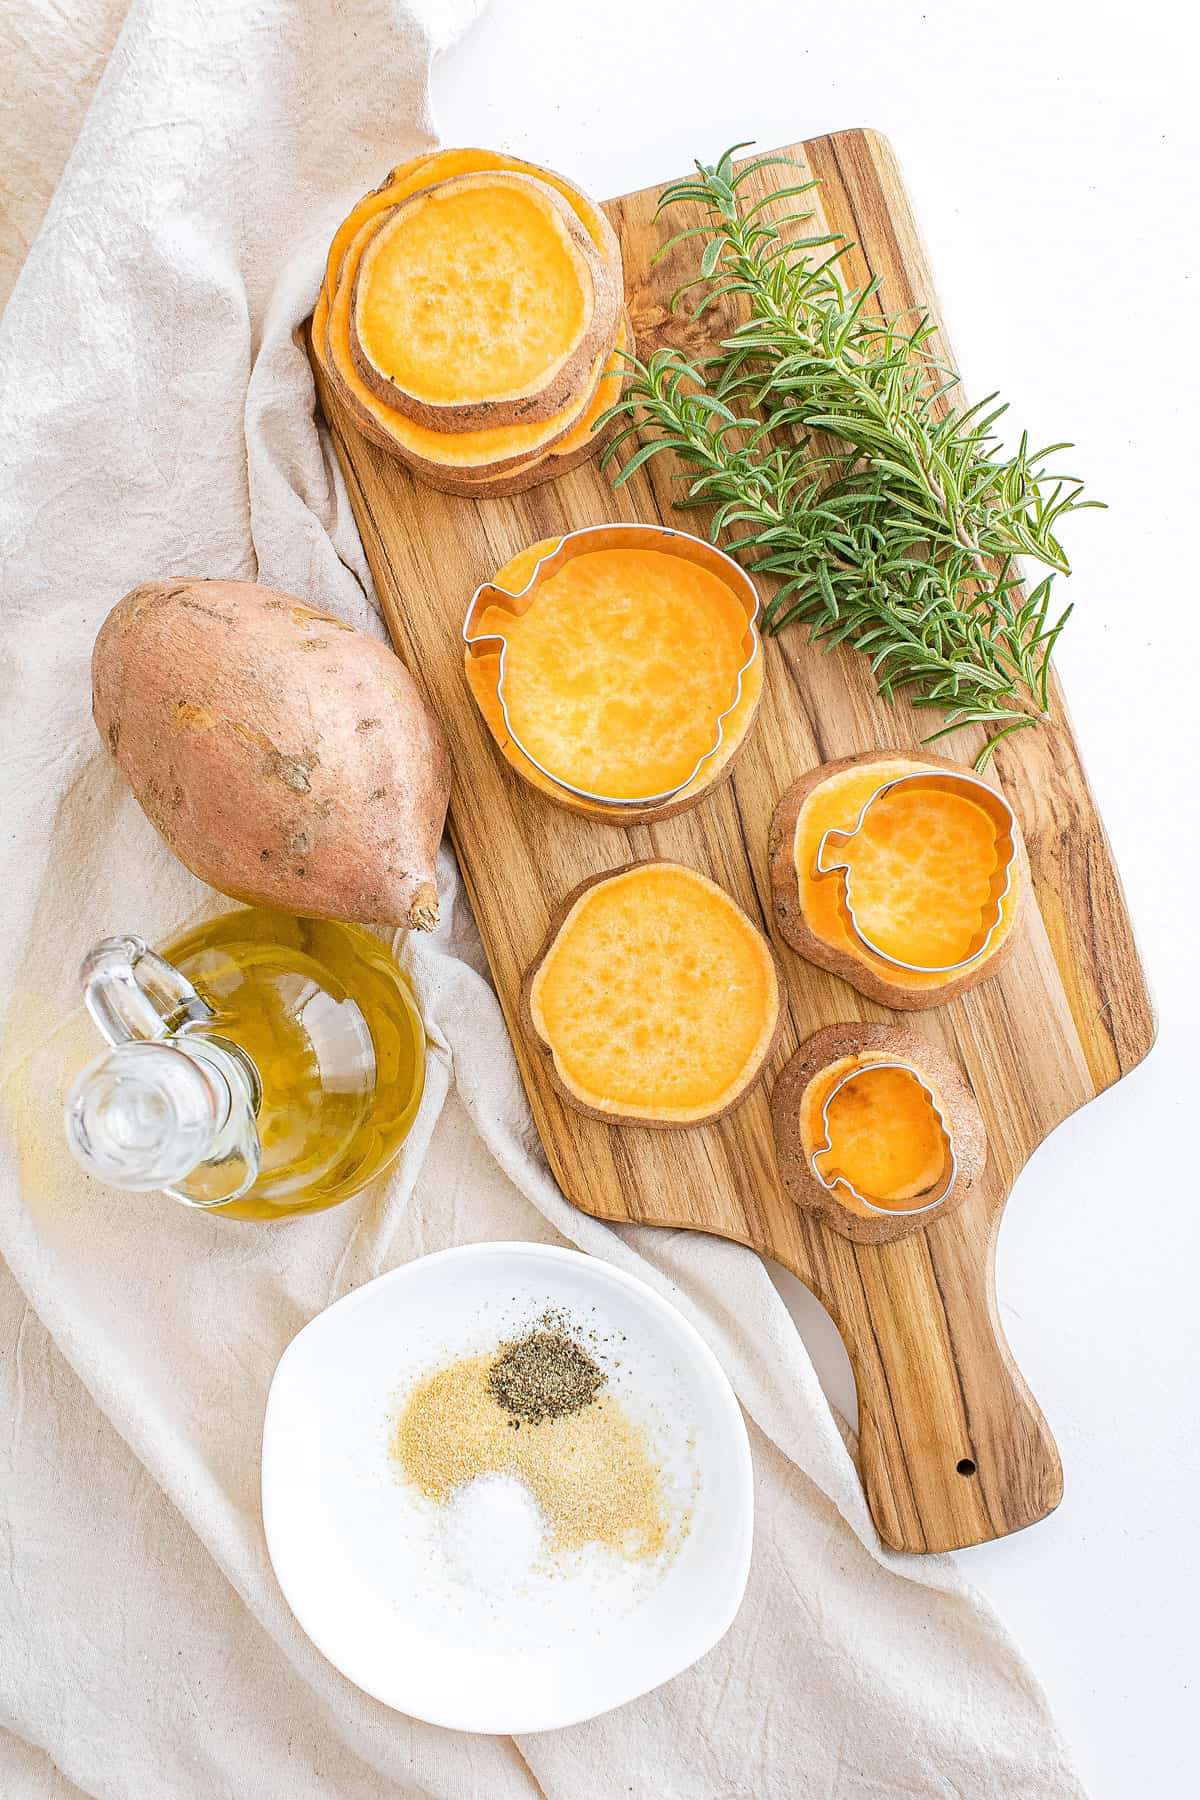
[814,769,1018,974]
[810,1060,958,1217]
[462,522,760,809]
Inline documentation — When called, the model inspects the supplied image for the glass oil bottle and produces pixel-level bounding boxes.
[64,908,425,1220]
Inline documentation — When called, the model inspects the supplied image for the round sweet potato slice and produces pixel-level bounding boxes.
[464,520,762,819]
[311,147,625,491]
[769,750,1028,1010]
[522,861,782,1128]
[771,1023,987,1245]
[322,213,607,480]
[349,172,620,433]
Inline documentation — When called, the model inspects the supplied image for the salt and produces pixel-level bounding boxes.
[440,1473,545,1594]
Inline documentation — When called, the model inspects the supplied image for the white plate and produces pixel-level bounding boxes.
[261,1241,753,1733]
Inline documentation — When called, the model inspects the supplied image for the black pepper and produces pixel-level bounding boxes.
[488,1329,606,1425]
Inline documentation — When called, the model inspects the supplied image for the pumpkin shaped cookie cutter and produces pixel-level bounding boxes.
[462,523,760,809]
[813,769,1018,974]
[810,1059,958,1217]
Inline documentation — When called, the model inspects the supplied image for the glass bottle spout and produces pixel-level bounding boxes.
[65,935,261,1207]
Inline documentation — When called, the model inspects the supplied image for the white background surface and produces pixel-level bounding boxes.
[433,4,1198,1797]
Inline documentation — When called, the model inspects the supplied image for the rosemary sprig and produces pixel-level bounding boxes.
[598,145,1101,767]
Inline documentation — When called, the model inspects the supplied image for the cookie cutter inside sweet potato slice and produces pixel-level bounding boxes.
[813,769,1018,974]
[462,523,760,808]
[810,1060,958,1217]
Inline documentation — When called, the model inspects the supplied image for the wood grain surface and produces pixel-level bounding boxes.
[311,131,1155,1553]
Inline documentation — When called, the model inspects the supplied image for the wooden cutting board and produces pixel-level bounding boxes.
[311,131,1154,1553]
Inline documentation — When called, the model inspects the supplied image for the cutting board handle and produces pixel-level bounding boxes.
[781,1190,1063,1553]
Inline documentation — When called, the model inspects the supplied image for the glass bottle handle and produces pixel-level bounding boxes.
[68,935,261,1207]
[81,936,213,1047]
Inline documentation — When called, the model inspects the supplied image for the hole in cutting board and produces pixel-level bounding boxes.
[956,1458,977,1476]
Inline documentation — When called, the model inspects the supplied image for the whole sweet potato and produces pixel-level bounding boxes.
[93,579,450,929]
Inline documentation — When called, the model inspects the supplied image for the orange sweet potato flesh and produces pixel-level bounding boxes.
[311,147,624,490]
[465,529,762,816]
[92,581,450,930]
[356,177,591,404]
[819,783,1008,968]
[799,1056,949,1206]
[350,173,617,431]
[789,758,1023,994]
[320,146,618,315]
[321,213,604,477]
[476,547,751,800]
[771,1023,987,1242]
[525,862,780,1127]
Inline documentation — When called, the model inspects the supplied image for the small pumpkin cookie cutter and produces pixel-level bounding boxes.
[810,1060,958,1217]
[462,522,760,809]
[814,769,1018,974]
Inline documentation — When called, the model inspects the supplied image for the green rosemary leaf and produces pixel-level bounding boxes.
[651,224,724,262]
[654,181,717,212]
[740,182,822,220]
[700,236,724,279]
[728,152,803,186]
[608,440,680,487]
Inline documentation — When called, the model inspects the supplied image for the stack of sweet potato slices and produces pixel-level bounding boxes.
[313,149,631,496]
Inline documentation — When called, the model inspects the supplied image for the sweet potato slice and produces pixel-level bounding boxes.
[772,1024,987,1245]
[319,146,618,320]
[405,312,633,498]
[464,522,762,818]
[311,147,625,491]
[478,550,750,799]
[769,751,1027,1010]
[350,172,619,432]
[523,862,781,1127]
[321,213,608,480]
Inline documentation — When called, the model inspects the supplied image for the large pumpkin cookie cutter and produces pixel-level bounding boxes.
[813,769,1018,974]
[810,1059,958,1218]
[462,523,760,809]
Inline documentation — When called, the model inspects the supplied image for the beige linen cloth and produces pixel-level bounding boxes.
[0,2,1086,1795]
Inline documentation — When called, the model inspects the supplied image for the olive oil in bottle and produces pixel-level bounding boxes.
[64,908,425,1220]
